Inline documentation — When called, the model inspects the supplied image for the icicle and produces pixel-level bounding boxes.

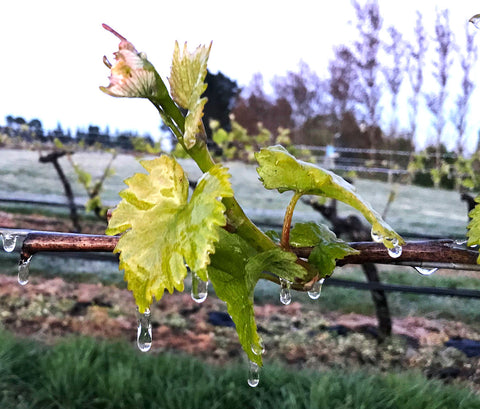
[251,338,265,356]
[308,278,325,300]
[136,308,152,352]
[279,278,292,305]
[247,361,260,387]
[191,272,208,303]
[414,267,438,276]
[17,256,32,286]
[1,233,17,253]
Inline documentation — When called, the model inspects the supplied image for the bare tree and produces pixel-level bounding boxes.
[407,11,428,148]
[452,23,478,155]
[383,26,408,139]
[271,61,326,128]
[350,0,383,147]
[328,45,358,124]
[425,8,455,174]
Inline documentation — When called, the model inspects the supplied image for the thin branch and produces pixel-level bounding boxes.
[19,231,479,280]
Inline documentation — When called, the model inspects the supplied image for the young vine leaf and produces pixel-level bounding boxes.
[290,222,359,276]
[106,156,233,313]
[255,145,404,249]
[208,230,307,366]
[467,196,480,262]
[169,42,212,149]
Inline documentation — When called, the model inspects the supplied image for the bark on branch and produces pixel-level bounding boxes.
[20,231,478,272]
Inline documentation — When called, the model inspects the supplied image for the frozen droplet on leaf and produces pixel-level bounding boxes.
[1,233,17,253]
[414,267,438,276]
[251,338,265,356]
[136,308,152,352]
[17,256,32,286]
[247,361,260,387]
[279,278,292,305]
[370,228,383,243]
[470,14,480,29]
[308,278,325,300]
[191,272,208,303]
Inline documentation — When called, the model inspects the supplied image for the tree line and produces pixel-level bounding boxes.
[230,2,478,162]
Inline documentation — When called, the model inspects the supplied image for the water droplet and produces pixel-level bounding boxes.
[247,361,260,387]
[470,14,480,29]
[370,228,383,243]
[308,278,325,300]
[387,245,402,258]
[1,233,17,253]
[251,338,265,356]
[454,239,467,246]
[17,256,32,286]
[414,267,438,276]
[279,278,292,305]
[136,308,152,352]
[191,272,208,303]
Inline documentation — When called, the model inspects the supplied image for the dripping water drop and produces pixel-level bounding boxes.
[17,256,32,286]
[1,233,17,253]
[387,245,402,258]
[308,278,325,300]
[370,228,383,243]
[385,237,402,258]
[136,308,152,352]
[251,338,265,356]
[279,278,292,305]
[191,272,208,303]
[247,361,260,387]
[414,267,438,276]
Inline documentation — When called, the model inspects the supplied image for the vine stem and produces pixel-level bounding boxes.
[19,232,479,287]
[281,192,302,250]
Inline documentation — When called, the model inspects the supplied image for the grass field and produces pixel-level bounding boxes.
[2,149,480,403]
[0,331,479,409]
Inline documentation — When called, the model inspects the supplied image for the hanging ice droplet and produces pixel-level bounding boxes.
[385,237,402,259]
[370,228,383,243]
[414,267,438,276]
[387,245,402,258]
[136,308,152,352]
[191,272,208,303]
[251,338,265,356]
[470,14,480,29]
[247,361,260,387]
[17,256,32,286]
[308,278,325,300]
[279,278,292,305]
[1,233,17,253]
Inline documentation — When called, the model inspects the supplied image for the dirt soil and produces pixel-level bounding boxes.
[2,210,480,392]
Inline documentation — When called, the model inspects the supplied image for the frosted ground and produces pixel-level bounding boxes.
[0,149,470,238]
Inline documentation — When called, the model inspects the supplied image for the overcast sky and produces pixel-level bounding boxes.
[1,1,479,150]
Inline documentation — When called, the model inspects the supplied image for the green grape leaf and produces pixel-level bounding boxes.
[467,196,480,263]
[106,156,233,312]
[245,248,308,283]
[208,230,307,366]
[169,42,211,149]
[256,145,404,248]
[208,229,262,365]
[290,222,359,276]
